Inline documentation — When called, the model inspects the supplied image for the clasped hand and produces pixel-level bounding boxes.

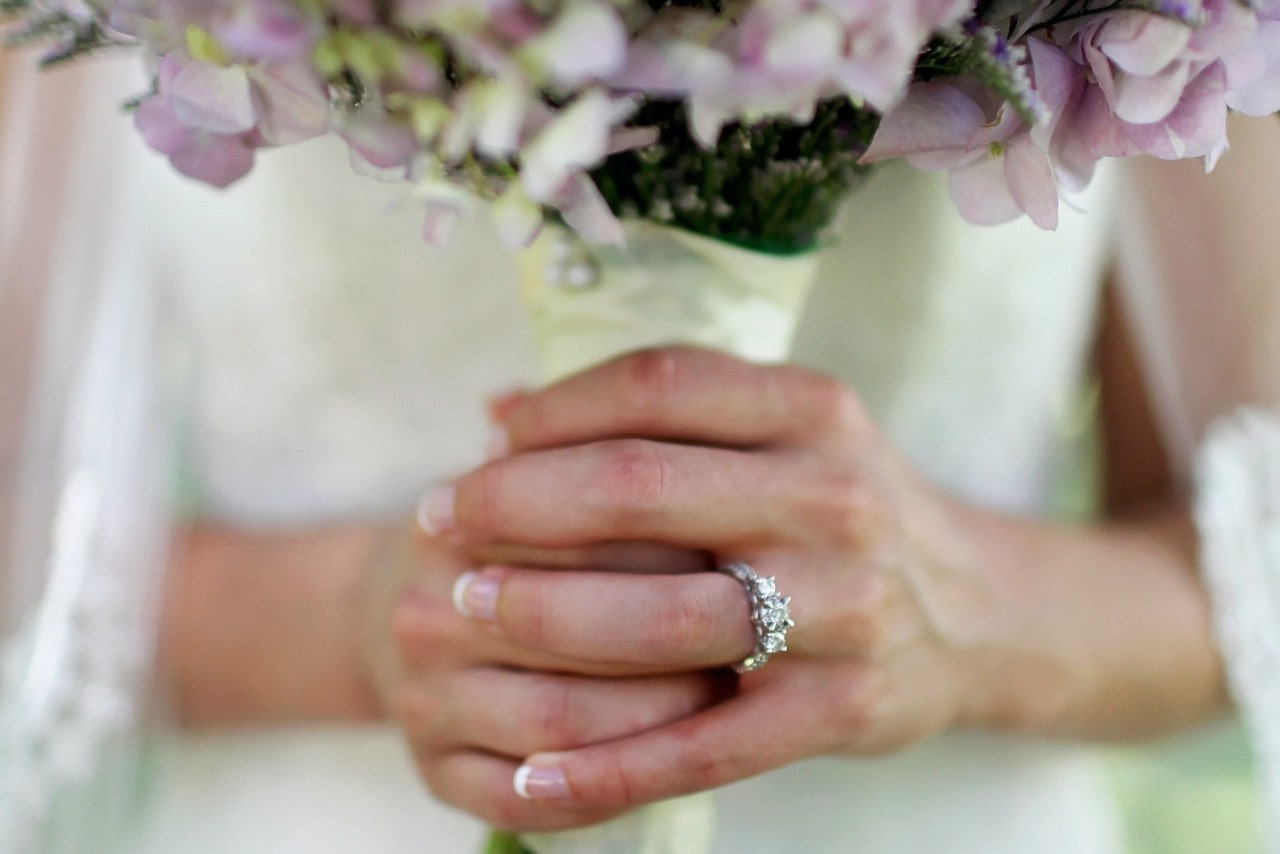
[388,347,1021,832]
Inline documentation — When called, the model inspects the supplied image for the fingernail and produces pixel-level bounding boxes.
[514,761,568,801]
[451,571,499,621]
[484,424,510,461]
[417,484,456,536]
[488,389,530,423]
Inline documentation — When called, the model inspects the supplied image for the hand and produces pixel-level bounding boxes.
[358,522,729,832]
[426,347,1034,815]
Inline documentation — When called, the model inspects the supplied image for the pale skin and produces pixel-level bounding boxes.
[160,308,1220,835]
[6,46,1272,832]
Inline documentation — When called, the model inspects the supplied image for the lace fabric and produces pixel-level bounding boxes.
[1195,411,1280,852]
[0,59,179,851]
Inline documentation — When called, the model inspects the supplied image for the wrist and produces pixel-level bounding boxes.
[355,520,424,716]
[946,502,1226,740]
[936,503,1082,735]
[163,523,387,726]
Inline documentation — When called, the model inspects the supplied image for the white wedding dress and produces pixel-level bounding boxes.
[124,118,1124,854]
[4,60,1278,854]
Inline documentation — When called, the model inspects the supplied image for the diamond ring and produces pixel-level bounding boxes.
[716,562,794,673]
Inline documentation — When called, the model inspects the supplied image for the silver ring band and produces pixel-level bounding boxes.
[717,562,794,673]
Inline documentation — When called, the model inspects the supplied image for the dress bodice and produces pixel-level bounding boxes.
[131,133,1122,853]
[154,137,1110,523]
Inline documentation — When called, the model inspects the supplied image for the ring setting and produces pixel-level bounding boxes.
[717,562,794,673]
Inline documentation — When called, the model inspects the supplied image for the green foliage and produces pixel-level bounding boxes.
[917,28,1042,125]
[1,0,123,66]
[974,0,1045,18]
[593,99,880,255]
[643,0,722,11]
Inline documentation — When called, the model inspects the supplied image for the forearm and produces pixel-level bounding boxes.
[159,522,389,727]
[959,499,1227,741]
[964,263,1228,742]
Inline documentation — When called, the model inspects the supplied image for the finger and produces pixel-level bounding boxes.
[444,440,807,549]
[416,750,624,833]
[393,584,727,678]
[509,667,835,810]
[499,347,843,452]
[405,668,727,757]
[454,567,757,670]
[463,541,710,575]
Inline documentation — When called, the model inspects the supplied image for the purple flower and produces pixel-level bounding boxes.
[615,0,969,146]
[1222,0,1280,115]
[862,40,1082,230]
[132,50,329,188]
[1040,0,1254,165]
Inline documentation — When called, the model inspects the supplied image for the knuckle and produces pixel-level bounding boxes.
[599,440,671,514]
[392,685,439,725]
[676,730,733,792]
[822,666,884,745]
[412,752,453,804]
[620,348,682,411]
[831,573,892,654]
[391,598,454,666]
[487,793,532,832]
[529,677,583,748]
[589,752,640,810]
[515,391,552,445]
[466,464,507,535]
[803,373,868,435]
[392,686,447,746]
[412,756,531,834]
[811,474,882,547]
[508,575,551,649]
[644,585,719,660]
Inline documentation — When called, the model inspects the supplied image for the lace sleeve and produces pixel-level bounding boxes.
[0,58,181,852]
[1117,115,1280,852]
[1195,412,1280,850]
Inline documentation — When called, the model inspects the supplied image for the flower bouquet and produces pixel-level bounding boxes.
[5,0,1280,852]
[6,0,1278,378]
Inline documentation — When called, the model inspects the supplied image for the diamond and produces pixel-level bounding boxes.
[761,633,787,654]
[754,576,777,597]
[760,606,790,631]
[761,595,789,612]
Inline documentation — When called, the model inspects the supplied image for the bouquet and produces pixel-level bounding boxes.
[5,0,1278,254]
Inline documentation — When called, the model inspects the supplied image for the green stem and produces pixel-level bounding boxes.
[483,830,536,854]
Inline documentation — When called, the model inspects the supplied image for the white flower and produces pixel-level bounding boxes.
[474,76,533,158]
[519,89,633,201]
[521,0,629,87]
[491,183,544,246]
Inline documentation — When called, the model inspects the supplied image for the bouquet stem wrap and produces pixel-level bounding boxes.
[510,220,820,854]
[517,221,819,383]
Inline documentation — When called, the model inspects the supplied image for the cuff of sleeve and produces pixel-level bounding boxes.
[1195,406,1280,853]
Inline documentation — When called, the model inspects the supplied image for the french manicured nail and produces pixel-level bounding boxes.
[451,571,499,621]
[417,484,456,536]
[484,424,510,461]
[514,761,568,800]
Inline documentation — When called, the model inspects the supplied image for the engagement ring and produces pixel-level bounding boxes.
[717,562,794,673]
